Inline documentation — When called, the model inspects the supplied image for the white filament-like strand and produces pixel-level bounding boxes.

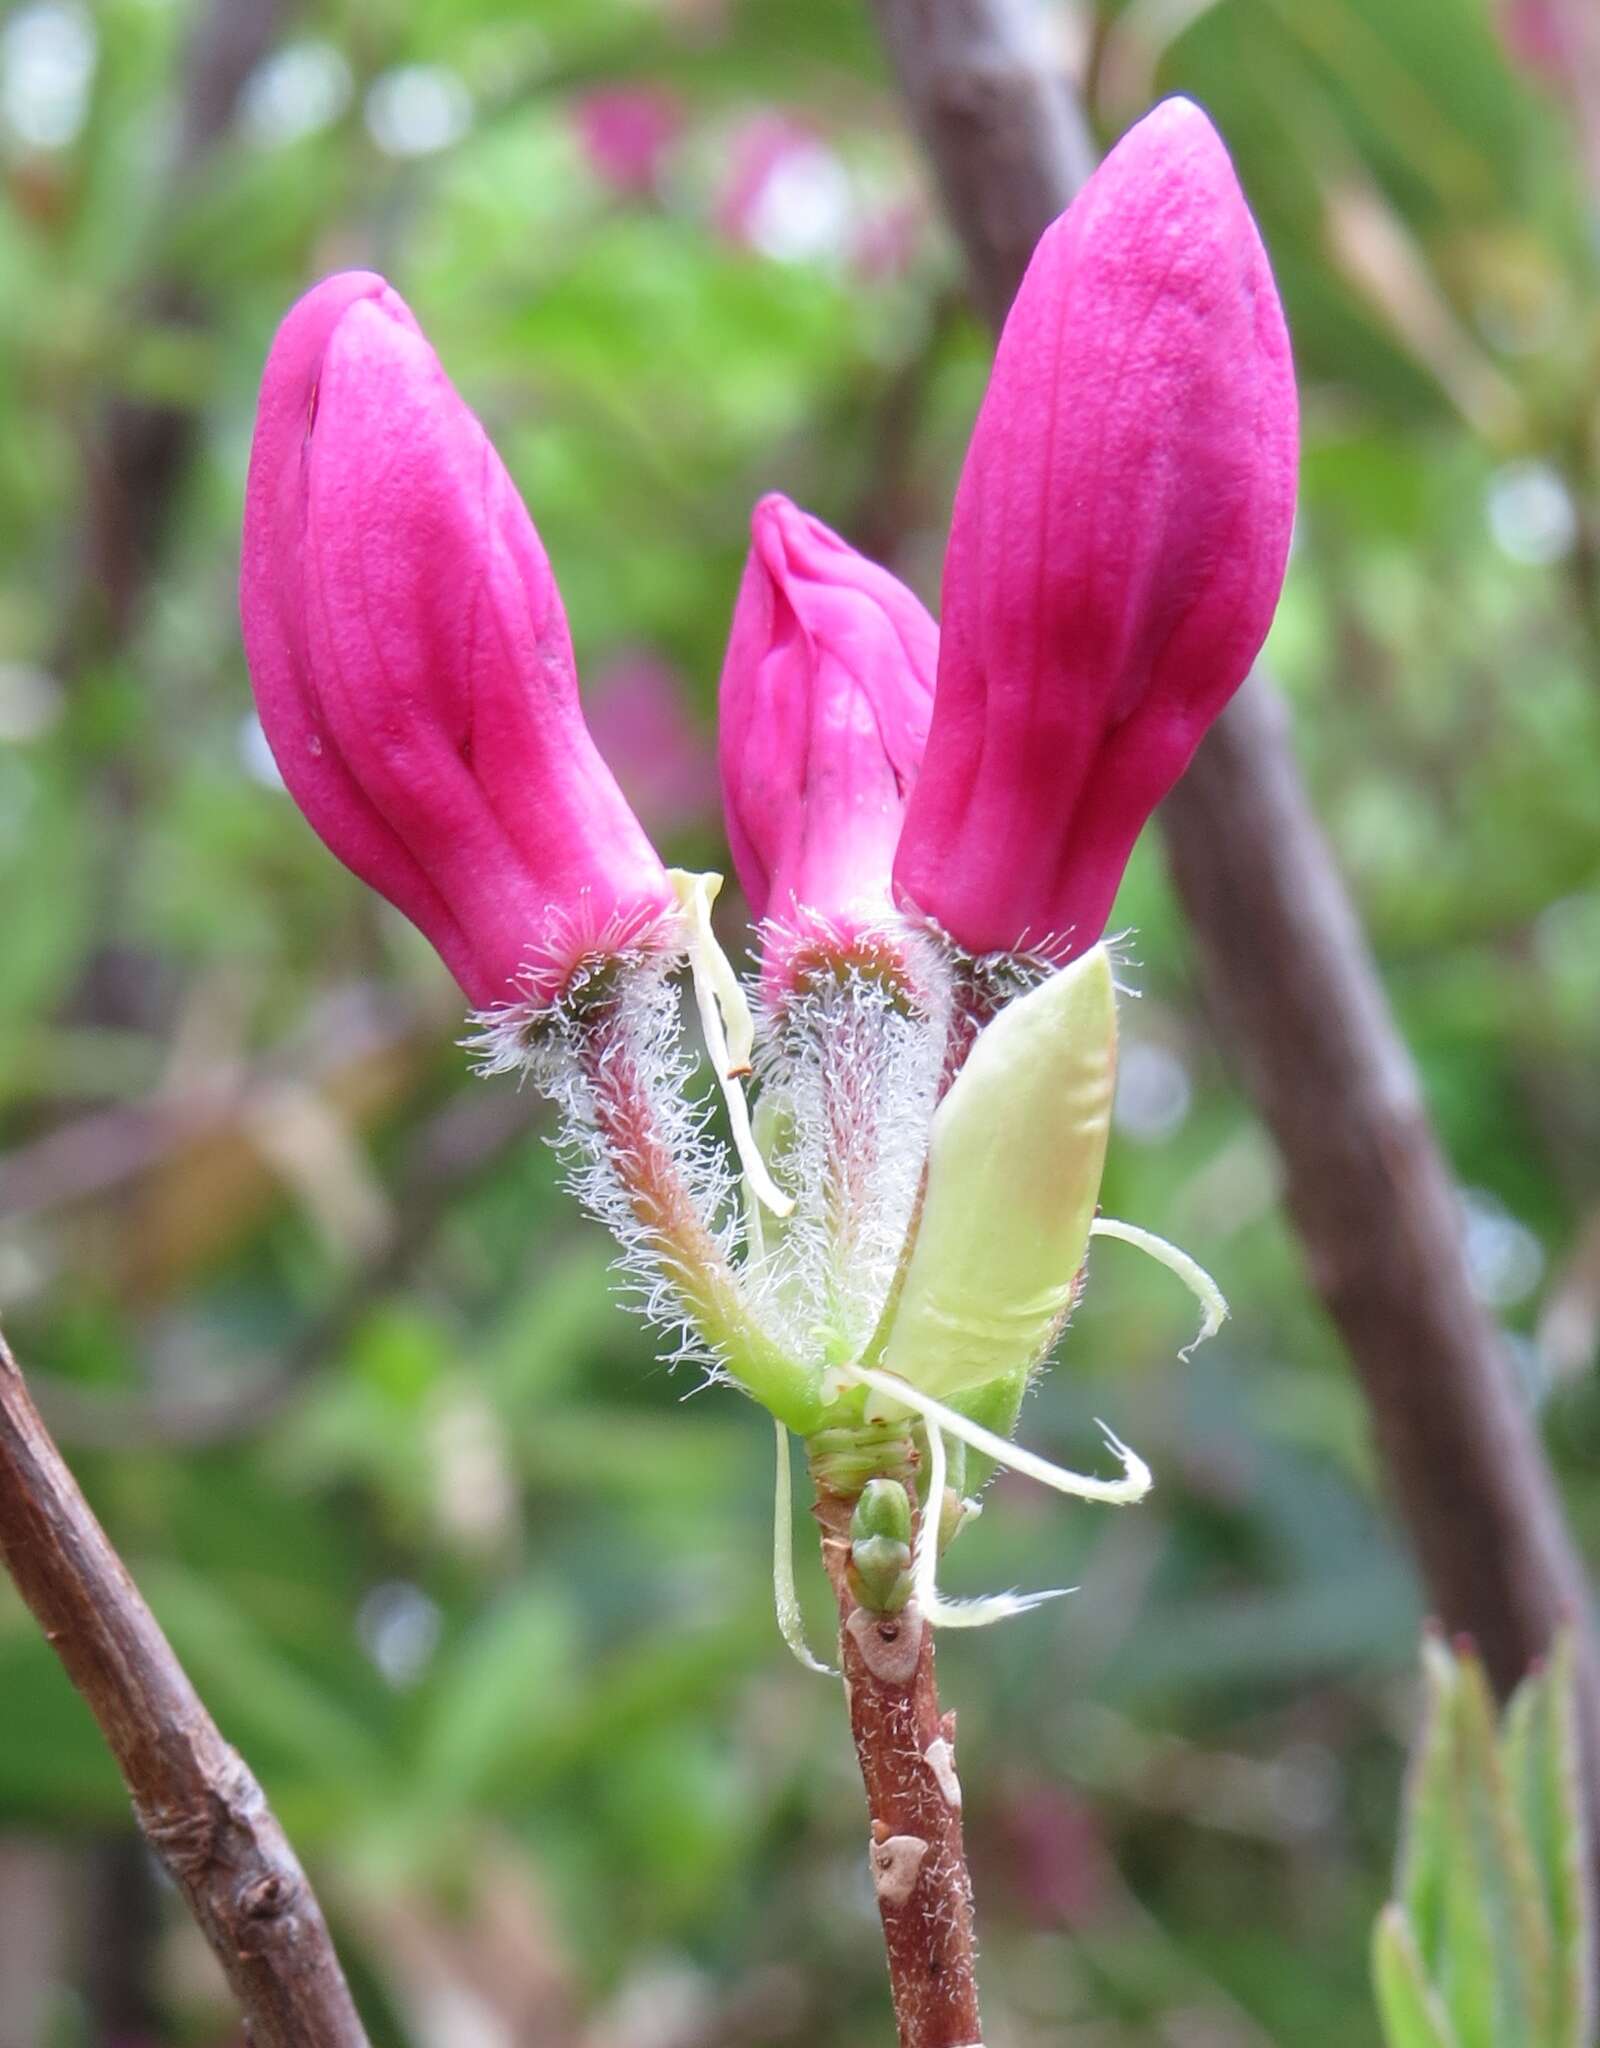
[1089,1218,1228,1359]
[912,1418,1073,1629]
[772,1420,836,1676]
[670,871,793,1218]
[847,1364,1153,1507]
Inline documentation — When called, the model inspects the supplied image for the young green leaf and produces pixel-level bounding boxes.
[1503,1634,1594,2048]
[1383,1631,1583,2048]
[1373,1903,1463,2048]
[1441,1648,1552,2046]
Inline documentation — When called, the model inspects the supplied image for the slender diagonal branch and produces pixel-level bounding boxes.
[0,1329,371,2048]
[867,0,1600,1895]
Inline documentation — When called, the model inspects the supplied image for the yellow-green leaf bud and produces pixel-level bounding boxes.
[848,1476,916,1612]
[852,1476,915,1548]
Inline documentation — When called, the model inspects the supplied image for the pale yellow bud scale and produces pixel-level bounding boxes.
[880,943,1117,1399]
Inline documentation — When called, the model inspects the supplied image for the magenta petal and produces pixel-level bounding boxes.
[241,272,675,1009]
[717,494,935,973]
[893,97,1299,959]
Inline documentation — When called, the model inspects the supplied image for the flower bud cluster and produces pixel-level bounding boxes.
[240,100,1295,1543]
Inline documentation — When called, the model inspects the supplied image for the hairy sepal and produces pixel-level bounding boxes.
[744,951,945,1375]
[472,948,824,1433]
[878,944,1117,1398]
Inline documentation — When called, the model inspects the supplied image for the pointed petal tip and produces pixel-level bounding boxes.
[750,488,793,529]
[278,267,401,352]
[1108,94,1246,205]
[1126,93,1226,154]
[750,491,862,585]
[256,271,421,436]
[749,489,812,576]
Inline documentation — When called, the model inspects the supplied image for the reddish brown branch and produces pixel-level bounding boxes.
[867,0,1600,1893]
[0,1329,370,2048]
[813,1482,981,2048]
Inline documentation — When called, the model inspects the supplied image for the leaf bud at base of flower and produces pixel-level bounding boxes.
[847,1477,916,1613]
[807,1419,918,1501]
[848,1533,914,1615]
[851,1476,915,1547]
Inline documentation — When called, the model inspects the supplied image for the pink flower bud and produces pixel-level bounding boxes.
[893,97,1298,960]
[717,494,935,981]
[240,271,677,1011]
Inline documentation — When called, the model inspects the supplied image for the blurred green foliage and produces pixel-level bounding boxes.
[0,0,1597,2042]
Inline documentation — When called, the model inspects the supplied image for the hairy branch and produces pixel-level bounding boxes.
[868,0,1600,1876]
[0,1330,370,2047]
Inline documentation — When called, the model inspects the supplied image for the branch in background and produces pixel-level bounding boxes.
[1162,685,1600,1710]
[0,1843,69,2046]
[0,1330,370,2048]
[867,0,1600,1887]
[0,985,438,1231]
[846,286,963,567]
[57,0,294,676]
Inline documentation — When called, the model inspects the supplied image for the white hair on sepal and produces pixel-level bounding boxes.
[469,949,745,1382]
[742,936,949,1370]
[1101,926,1142,999]
[462,897,690,1077]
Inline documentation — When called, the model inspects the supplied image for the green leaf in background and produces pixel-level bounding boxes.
[1377,1629,1592,2048]
[1503,1633,1595,2048]
[1373,1903,1462,2048]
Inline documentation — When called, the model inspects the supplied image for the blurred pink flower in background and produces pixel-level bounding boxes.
[714,112,853,261]
[998,1783,1115,1930]
[586,649,719,845]
[1493,0,1578,83]
[849,193,926,283]
[572,86,683,197]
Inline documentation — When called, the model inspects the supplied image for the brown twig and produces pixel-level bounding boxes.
[813,1476,982,2048]
[0,1328,371,2048]
[866,0,1600,1894]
